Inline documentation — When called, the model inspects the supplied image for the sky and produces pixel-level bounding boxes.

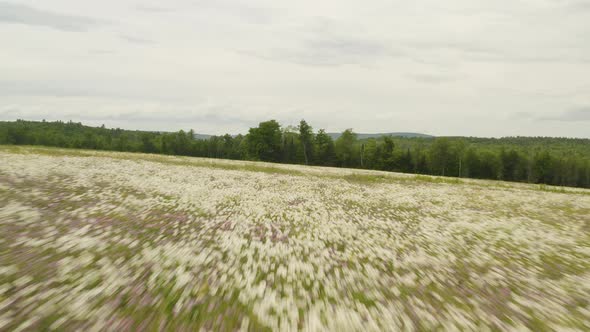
[1,0,589,137]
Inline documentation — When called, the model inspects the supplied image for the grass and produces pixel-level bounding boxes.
[2,146,590,330]
[0,145,304,177]
[3,145,590,197]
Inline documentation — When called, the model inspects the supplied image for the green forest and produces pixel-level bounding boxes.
[2,119,590,188]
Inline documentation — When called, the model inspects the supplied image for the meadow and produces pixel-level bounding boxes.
[1,146,589,331]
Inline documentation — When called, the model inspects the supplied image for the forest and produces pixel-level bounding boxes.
[1,119,589,188]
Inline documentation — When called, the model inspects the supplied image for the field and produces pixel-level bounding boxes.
[1,146,590,331]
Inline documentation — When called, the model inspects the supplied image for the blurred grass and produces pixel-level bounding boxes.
[2,145,589,196]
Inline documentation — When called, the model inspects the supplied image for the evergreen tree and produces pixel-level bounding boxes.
[335,129,357,167]
[298,120,314,165]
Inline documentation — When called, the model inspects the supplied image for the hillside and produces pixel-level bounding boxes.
[1,145,589,331]
[194,132,435,140]
[2,120,589,189]
[327,132,434,140]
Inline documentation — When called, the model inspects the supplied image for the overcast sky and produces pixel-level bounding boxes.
[1,0,589,137]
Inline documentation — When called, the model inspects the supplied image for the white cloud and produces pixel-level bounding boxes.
[0,2,104,31]
[0,0,589,137]
[540,107,590,122]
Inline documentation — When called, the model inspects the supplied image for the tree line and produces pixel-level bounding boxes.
[1,119,589,188]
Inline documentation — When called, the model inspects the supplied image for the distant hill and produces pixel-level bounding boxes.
[193,133,214,140]
[193,132,433,140]
[327,132,434,140]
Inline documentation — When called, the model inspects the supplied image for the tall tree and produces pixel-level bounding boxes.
[298,120,314,165]
[335,129,357,167]
[314,129,336,166]
[381,136,395,170]
[246,120,283,162]
[533,151,554,184]
[430,138,452,176]
[500,149,520,181]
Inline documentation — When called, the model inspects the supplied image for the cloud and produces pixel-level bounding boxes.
[406,73,458,84]
[542,107,590,122]
[1,0,590,137]
[0,106,255,130]
[244,34,588,68]
[404,41,501,57]
[0,2,103,31]
[403,40,590,65]
[135,5,173,13]
[236,16,403,67]
[0,80,116,98]
[511,111,534,120]
[88,49,116,55]
[188,0,275,25]
[565,1,590,12]
[89,110,254,126]
[120,35,156,45]
[307,38,389,57]
[239,36,395,66]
